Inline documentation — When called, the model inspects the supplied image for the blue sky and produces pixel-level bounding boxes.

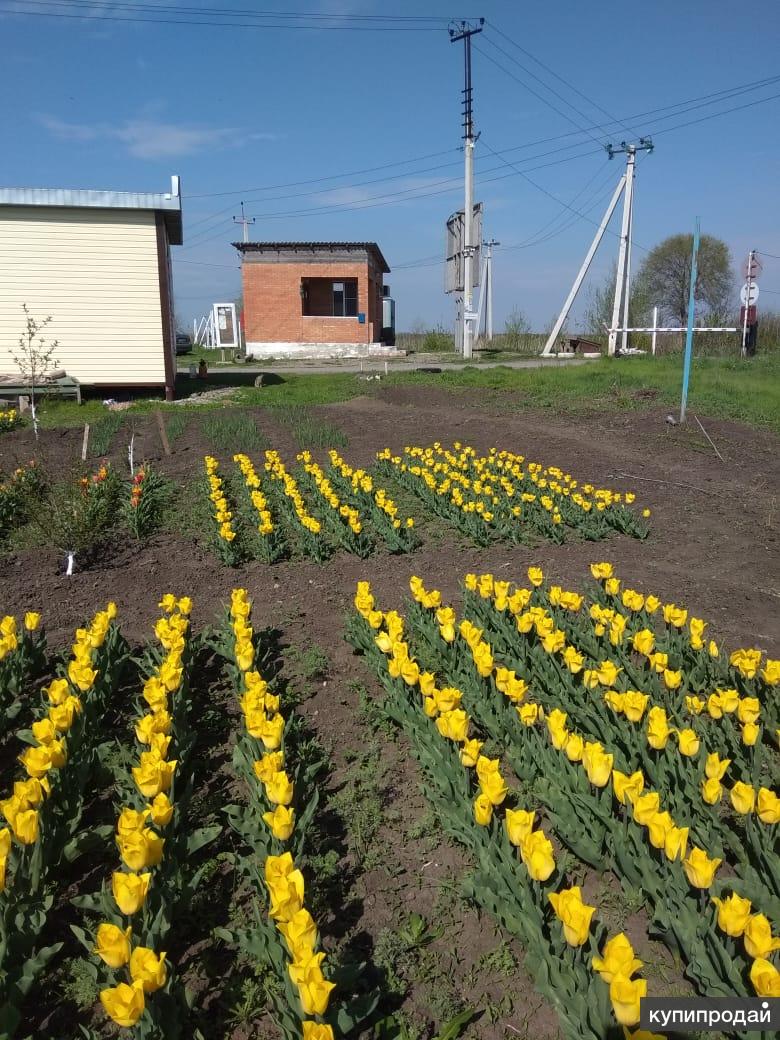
[3,0,780,332]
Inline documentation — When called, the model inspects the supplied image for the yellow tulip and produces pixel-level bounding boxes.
[132,756,177,799]
[685,695,704,715]
[582,742,613,787]
[268,871,306,922]
[623,691,649,723]
[302,1023,335,1040]
[247,712,285,750]
[562,645,584,674]
[676,728,700,757]
[760,658,780,684]
[265,771,294,806]
[13,778,47,808]
[632,792,660,826]
[135,710,172,744]
[609,976,646,1026]
[435,709,469,742]
[548,886,595,946]
[729,647,762,680]
[592,933,643,983]
[742,722,760,746]
[517,702,541,726]
[590,562,613,579]
[564,733,584,763]
[19,744,59,779]
[646,706,670,750]
[478,769,508,807]
[263,805,295,840]
[632,629,654,656]
[48,696,82,732]
[147,792,174,828]
[645,811,674,850]
[94,923,132,968]
[117,828,165,871]
[527,567,544,587]
[294,959,336,1016]
[473,793,494,826]
[604,577,621,596]
[712,892,751,937]
[112,871,151,915]
[663,825,689,862]
[433,687,462,713]
[683,846,721,888]
[459,738,483,768]
[743,914,780,959]
[701,777,723,805]
[100,980,145,1027]
[757,787,780,824]
[705,752,730,780]
[730,782,756,815]
[505,808,535,846]
[278,908,318,958]
[662,603,687,627]
[737,697,761,725]
[129,946,167,992]
[749,957,780,997]
[11,808,39,844]
[520,830,555,881]
[24,612,41,631]
[612,770,644,806]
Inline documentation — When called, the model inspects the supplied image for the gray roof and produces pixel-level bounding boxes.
[234,240,389,272]
[0,176,183,244]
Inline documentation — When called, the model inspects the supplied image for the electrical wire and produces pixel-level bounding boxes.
[0,0,452,30]
[485,21,638,139]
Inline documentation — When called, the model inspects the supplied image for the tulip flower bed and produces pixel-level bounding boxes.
[0,408,23,434]
[201,449,417,566]
[376,443,650,545]
[0,604,127,1035]
[348,569,780,1034]
[0,611,46,738]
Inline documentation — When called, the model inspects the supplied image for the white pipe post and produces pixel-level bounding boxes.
[651,306,658,355]
[609,147,635,356]
[542,175,626,356]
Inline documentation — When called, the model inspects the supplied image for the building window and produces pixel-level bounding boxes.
[302,277,358,317]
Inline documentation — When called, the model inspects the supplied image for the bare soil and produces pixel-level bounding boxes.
[2,385,778,1038]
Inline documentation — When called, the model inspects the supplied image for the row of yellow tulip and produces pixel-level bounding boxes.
[376,442,650,544]
[464,568,779,828]
[353,581,653,1032]
[264,450,323,537]
[406,573,780,999]
[203,455,238,557]
[92,594,192,1029]
[297,451,367,549]
[228,588,336,1038]
[0,407,21,433]
[234,453,274,537]
[0,611,45,739]
[327,449,417,550]
[1,605,116,882]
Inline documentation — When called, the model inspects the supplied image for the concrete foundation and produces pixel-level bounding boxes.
[245,341,406,361]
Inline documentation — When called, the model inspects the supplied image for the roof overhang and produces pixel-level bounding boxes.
[233,240,390,273]
[0,175,183,245]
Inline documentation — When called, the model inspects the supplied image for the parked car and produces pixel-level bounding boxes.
[175,333,193,355]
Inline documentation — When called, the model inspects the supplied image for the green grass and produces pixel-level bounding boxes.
[269,403,349,448]
[202,412,268,453]
[30,355,780,436]
[165,411,189,444]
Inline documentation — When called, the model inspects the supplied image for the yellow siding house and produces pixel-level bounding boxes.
[0,177,182,400]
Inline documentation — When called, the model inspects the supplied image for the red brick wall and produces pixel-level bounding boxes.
[242,260,382,343]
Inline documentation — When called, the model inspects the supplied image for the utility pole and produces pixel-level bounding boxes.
[484,238,499,340]
[741,249,757,356]
[232,200,256,244]
[606,138,653,356]
[449,18,484,360]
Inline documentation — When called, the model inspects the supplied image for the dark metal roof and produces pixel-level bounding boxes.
[0,177,183,244]
[233,240,389,272]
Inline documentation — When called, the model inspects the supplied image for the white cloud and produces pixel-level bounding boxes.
[37,115,271,160]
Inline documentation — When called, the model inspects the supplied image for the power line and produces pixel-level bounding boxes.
[485,22,638,138]
[757,250,780,259]
[475,39,606,147]
[0,0,453,30]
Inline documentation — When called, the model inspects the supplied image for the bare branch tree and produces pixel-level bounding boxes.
[10,304,59,440]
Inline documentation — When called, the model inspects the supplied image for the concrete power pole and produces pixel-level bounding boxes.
[450,19,484,360]
[606,138,653,355]
[232,200,256,244]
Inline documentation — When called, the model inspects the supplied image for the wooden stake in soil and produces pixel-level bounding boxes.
[155,410,171,456]
[81,423,90,461]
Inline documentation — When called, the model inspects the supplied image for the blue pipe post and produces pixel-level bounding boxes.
[680,217,700,423]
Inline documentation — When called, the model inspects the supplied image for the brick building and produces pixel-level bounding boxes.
[234,241,395,359]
